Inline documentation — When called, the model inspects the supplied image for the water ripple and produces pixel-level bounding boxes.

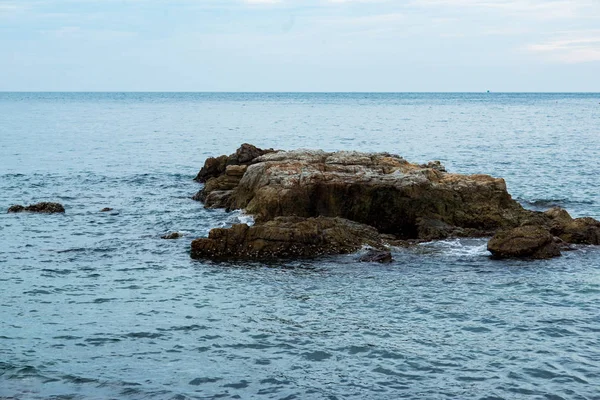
[1,93,600,399]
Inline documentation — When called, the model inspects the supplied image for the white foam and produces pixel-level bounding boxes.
[220,210,255,227]
[418,238,490,257]
[235,211,255,226]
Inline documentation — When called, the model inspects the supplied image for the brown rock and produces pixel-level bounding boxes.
[231,143,273,164]
[415,218,488,241]
[199,147,530,239]
[193,155,228,183]
[544,207,600,245]
[191,145,600,261]
[487,225,561,259]
[190,216,386,260]
[8,202,65,214]
[194,144,275,183]
[420,160,446,172]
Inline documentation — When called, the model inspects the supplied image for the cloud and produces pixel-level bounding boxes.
[0,2,26,15]
[47,26,81,37]
[40,25,138,41]
[410,0,597,20]
[528,32,600,63]
[318,12,405,26]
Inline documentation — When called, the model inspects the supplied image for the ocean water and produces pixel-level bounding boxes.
[1,92,599,400]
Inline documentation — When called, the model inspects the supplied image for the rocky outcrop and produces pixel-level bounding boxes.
[544,207,600,245]
[7,202,65,214]
[195,146,529,239]
[194,143,275,184]
[190,216,386,260]
[487,207,599,259]
[487,225,561,259]
[191,145,600,261]
[192,144,277,206]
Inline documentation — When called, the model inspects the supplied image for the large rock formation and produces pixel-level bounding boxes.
[191,144,600,261]
[7,202,65,214]
[194,145,530,239]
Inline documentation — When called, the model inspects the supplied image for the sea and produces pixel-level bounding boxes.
[1,92,599,400]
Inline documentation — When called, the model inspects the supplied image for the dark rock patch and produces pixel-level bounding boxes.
[8,202,65,214]
[162,232,183,240]
[194,143,276,183]
[191,216,386,261]
[358,249,393,263]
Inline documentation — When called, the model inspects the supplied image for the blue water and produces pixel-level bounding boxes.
[1,93,600,399]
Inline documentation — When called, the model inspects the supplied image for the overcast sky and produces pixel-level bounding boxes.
[1,0,599,91]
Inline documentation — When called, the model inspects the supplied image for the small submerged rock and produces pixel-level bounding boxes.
[100,207,113,212]
[162,232,183,240]
[7,202,65,214]
[358,249,393,263]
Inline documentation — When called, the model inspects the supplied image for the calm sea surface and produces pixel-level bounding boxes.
[1,93,600,399]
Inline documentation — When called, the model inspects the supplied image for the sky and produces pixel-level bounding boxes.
[1,0,599,91]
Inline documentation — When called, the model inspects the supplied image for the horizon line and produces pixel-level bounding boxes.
[1,91,600,94]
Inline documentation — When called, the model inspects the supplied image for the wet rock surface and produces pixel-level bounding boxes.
[358,249,393,263]
[191,145,600,261]
[487,225,561,259]
[544,207,600,245]
[7,202,65,214]
[190,216,385,260]
[162,232,183,240]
